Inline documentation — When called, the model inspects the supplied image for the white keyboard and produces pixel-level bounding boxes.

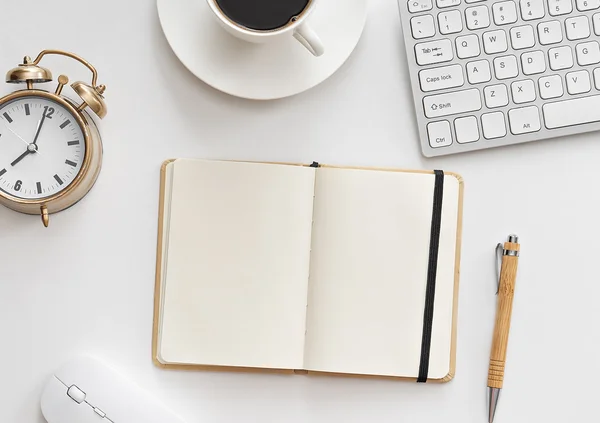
[398,0,600,156]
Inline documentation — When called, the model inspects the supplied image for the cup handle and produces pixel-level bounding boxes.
[293,22,324,57]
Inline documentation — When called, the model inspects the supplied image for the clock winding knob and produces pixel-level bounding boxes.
[55,75,69,96]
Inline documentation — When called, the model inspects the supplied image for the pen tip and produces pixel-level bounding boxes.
[488,388,501,423]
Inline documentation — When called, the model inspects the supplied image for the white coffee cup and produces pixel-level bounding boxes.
[205,0,325,57]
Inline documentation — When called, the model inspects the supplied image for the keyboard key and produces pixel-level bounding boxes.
[483,30,508,53]
[408,0,434,12]
[493,55,519,79]
[438,10,463,34]
[539,75,564,98]
[465,6,491,30]
[510,25,536,49]
[576,0,600,10]
[565,16,591,39]
[437,0,461,7]
[549,46,574,69]
[493,1,518,25]
[566,69,591,93]
[548,0,573,15]
[456,34,481,58]
[520,0,545,20]
[576,41,600,65]
[481,112,507,138]
[467,59,492,83]
[521,50,547,74]
[594,13,600,34]
[595,68,600,88]
[411,15,436,39]
[427,120,453,147]
[423,88,482,118]
[484,83,510,107]
[415,39,453,65]
[419,64,465,92]
[509,106,541,133]
[538,20,563,44]
[455,116,480,143]
[511,79,537,103]
[543,94,600,127]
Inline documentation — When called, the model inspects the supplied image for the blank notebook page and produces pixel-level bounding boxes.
[158,159,316,369]
[304,168,460,378]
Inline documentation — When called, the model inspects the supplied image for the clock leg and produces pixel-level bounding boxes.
[41,205,49,227]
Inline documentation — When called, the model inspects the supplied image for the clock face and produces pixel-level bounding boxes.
[0,96,86,200]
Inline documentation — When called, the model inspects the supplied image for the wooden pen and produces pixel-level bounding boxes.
[487,234,520,423]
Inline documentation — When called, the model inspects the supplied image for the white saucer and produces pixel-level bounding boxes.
[157,0,367,100]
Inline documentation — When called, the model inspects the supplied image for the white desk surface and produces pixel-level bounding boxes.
[0,0,597,422]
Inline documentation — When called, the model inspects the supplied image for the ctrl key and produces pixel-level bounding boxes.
[427,120,453,148]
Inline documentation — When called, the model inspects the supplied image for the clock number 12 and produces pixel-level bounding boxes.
[43,106,55,119]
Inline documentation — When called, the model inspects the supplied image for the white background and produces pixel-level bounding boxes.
[0,0,598,422]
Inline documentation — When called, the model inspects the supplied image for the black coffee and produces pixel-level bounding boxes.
[216,0,311,31]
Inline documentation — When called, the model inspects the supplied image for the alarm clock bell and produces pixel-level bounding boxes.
[72,81,107,119]
[6,56,53,87]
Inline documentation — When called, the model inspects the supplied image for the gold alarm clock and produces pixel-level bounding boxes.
[0,50,106,227]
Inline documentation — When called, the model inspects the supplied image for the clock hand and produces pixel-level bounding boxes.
[32,111,47,146]
[1,121,31,148]
[10,143,38,167]
[10,150,31,167]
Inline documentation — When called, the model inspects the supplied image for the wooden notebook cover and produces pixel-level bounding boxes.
[152,160,464,382]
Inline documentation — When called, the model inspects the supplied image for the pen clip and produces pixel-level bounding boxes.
[495,243,503,295]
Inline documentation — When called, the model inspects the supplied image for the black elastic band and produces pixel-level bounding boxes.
[417,170,445,383]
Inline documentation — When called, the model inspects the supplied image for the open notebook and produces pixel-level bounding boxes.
[153,159,464,382]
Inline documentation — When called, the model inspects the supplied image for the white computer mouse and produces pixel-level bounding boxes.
[41,356,186,423]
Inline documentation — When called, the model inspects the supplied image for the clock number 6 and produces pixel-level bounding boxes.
[43,106,55,119]
[14,180,22,191]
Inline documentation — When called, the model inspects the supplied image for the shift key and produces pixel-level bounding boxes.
[423,89,482,118]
